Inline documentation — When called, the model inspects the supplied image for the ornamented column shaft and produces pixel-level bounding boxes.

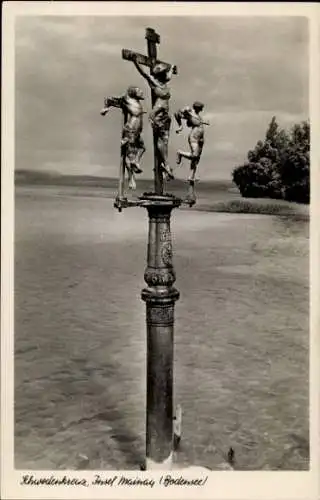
[140,194,181,468]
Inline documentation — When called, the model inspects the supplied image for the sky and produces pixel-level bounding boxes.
[15,15,309,180]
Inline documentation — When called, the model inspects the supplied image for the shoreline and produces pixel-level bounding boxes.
[15,183,309,219]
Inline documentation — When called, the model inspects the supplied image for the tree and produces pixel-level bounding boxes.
[280,121,310,203]
[232,117,309,204]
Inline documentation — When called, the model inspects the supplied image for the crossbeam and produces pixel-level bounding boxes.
[122,49,178,75]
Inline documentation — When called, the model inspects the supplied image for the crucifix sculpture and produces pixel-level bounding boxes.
[101,27,187,471]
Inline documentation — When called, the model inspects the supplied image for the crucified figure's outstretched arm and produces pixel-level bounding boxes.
[100,96,124,116]
[174,107,189,134]
[164,64,176,82]
[131,56,176,89]
[132,58,158,88]
[175,107,210,134]
[100,100,110,116]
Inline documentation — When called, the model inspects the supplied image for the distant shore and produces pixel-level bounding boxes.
[15,170,309,219]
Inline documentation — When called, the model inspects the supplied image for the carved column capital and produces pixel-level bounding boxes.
[139,194,181,300]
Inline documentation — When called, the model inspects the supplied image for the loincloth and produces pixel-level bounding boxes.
[150,113,171,139]
[122,122,140,140]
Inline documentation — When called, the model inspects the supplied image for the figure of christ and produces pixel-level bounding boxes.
[175,101,209,182]
[100,86,146,190]
[131,55,176,181]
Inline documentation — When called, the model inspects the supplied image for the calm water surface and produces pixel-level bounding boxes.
[14,185,309,470]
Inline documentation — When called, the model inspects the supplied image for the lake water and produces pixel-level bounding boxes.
[14,185,309,470]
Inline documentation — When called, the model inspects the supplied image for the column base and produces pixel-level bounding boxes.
[145,451,174,470]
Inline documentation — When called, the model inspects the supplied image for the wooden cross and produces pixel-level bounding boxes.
[122,28,178,195]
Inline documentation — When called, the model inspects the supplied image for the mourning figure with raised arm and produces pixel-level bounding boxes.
[131,54,176,181]
[175,101,209,182]
[100,85,146,190]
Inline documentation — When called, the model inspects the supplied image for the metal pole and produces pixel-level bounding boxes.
[140,194,181,468]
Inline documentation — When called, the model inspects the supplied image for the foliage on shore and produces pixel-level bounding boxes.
[232,117,310,204]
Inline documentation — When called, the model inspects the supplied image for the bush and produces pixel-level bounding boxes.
[232,117,310,204]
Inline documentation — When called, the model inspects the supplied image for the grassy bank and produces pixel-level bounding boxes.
[192,197,309,219]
